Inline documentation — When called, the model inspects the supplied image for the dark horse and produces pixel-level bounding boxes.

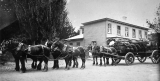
[87,45,119,66]
[51,40,86,69]
[1,40,37,72]
[45,41,61,69]
[47,40,80,69]
[1,40,50,73]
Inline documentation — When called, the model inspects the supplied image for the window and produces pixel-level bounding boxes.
[145,32,148,39]
[77,42,80,46]
[69,43,73,45]
[108,23,112,34]
[125,27,129,37]
[117,26,121,35]
[139,30,142,39]
[132,29,136,38]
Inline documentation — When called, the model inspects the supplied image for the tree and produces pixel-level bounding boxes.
[13,0,71,44]
[147,4,160,33]
[58,20,79,39]
[147,3,160,49]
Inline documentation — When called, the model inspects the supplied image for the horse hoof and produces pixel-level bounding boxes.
[21,70,26,73]
[15,68,20,71]
[80,67,85,69]
[55,67,59,69]
[43,69,48,72]
[21,71,26,73]
[52,67,56,69]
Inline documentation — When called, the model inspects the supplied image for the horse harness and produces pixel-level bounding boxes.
[27,45,50,59]
[53,44,82,60]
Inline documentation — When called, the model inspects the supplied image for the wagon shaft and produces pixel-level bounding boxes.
[100,52,125,59]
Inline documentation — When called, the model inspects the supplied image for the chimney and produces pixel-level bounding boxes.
[79,26,84,35]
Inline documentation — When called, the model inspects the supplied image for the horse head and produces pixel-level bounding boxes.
[51,39,65,51]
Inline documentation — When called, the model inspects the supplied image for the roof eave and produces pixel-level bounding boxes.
[82,17,149,30]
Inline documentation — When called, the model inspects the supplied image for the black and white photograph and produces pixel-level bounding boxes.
[0,0,160,81]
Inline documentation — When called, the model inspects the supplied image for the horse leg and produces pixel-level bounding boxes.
[31,60,34,69]
[65,59,68,69]
[56,60,59,69]
[52,60,56,69]
[31,58,37,69]
[99,57,102,66]
[111,57,115,66]
[43,57,48,72]
[20,57,26,73]
[96,57,98,65]
[75,57,78,68]
[67,57,72,70]
[34,59,37,69]
[14,58,20,71]
[106,57,109,65]
[103,57,106,66]
[72,57,76,68]
[55,60,59,69]
[93,56,95,65]
[65,58,70,70]
[80,52,85,69]
[37,58,43,70]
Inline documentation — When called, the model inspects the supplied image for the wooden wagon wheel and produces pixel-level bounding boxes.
[137,56,147,63]
[151,50,160,64]
[125,52,135,65]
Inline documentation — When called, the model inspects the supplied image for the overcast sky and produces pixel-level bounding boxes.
[66,0,160,31]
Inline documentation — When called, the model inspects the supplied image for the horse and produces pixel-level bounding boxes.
[21,44,50,72]
[45,40,78,69]
[87,44,117,66]
[51,40,86,70]
[0,40,37,72]
[99,46,119,65]
[45,41,61,69]
[1,40,50,73]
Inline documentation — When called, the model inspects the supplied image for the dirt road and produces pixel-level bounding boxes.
[0,58,159,81]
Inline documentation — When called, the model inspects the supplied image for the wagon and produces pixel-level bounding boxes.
[100,37,159,65]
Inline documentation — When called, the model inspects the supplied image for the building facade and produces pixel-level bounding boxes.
[66,17,149,48]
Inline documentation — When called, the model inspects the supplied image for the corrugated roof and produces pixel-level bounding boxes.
[82,17,149,30]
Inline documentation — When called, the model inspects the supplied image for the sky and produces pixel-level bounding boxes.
[66,0,160,31]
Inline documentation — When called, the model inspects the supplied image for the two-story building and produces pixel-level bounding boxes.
[66,17,149,48]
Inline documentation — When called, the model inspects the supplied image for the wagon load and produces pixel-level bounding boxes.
[103,37,160,65]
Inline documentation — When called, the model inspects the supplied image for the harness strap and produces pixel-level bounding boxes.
[41,45,50,60]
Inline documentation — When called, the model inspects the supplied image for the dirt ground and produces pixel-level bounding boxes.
[0,58,159,81]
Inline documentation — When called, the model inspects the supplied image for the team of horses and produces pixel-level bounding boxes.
[1,37,148,73]
[0,39,87,73]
